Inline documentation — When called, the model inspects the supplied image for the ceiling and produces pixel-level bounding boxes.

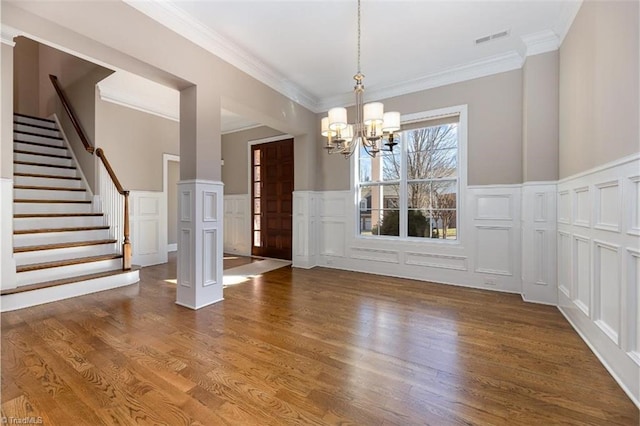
[126,0,583,114]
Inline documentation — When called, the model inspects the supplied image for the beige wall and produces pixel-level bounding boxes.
[37,41,108,117]
[559,0,640,178]
[13,37,39,116]
[57,67,112,192]
[1,44,14,179]
[522,51,559,182]
[221,126,284,194]
[167,160,179,245]
[316,70,524,190]
[95,98,179,191]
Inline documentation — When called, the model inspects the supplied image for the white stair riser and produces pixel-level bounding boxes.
[14,202,93,214]
[15,152,73,167]
[14,229,111,246]
[14,116,57,129]
[14,132,65,147]
[16,258,123,286]
[14,141,69,157]
[14,123,61,138]
[14,215,104,230]
[14,163,77,177]
[1,270,140,312]
[14,244,118,266]
[14,175,82,188]
[14,188,88,201]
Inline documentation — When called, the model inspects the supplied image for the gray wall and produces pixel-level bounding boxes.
[559,0,639,178]
[94,97,179,192]
[221,126,284,194]
[316,70,524,190]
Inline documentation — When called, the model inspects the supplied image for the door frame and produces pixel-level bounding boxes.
[247,134,294,258]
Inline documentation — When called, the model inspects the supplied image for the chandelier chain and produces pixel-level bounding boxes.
[357,0,361,74]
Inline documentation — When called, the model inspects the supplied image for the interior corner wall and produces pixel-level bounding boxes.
[55,67,112,193]
[559,0,640,178]
[316,70,523,191]
[221,125,284,195]
[12,36,39,116]
[522,51,559,182]
[94,98,179,192]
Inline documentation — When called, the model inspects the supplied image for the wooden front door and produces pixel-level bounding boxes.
[251,138,294,260]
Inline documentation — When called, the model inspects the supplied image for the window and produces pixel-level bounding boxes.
[357,111,462,240]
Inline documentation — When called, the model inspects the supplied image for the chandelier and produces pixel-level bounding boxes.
[321,0,401,158]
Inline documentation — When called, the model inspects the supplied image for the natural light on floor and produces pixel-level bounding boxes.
[164,274,264,286]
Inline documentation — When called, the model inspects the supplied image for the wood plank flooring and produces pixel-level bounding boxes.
[1,258,638,425]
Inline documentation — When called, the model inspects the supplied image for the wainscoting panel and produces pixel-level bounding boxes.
[314,186,522,294]
[130,190,166,267]
[521,183,557,304]
[223,194,250,256]
[557,153,640,407]
[0,178,16,290]
[292,191,318,268]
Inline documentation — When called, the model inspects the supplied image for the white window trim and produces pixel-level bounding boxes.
[351,104,468,246]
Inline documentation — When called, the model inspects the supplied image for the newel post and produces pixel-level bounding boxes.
[123,190,132,270]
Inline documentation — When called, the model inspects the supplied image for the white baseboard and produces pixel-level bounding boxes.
[0,269,140,312]
[167,243,177,252]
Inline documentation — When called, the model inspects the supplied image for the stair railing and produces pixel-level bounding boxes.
[50,74,131,270]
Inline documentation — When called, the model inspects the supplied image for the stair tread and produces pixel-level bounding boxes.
[14,120,59,132]
[14,199,91,204]
[14,140,67,150]
[14,149,71,160]
[1,266,138,296]
[16,253,123,273]
[14,213,103,218]
[14,130,62,140]
[14,239,117,253]
[14,185,86,192]
[14,160,76,169]
[14,172,81,180]
[15,226,109,235]
[14,113,55,123]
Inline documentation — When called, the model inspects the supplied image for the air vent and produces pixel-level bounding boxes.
[475,29,511,45]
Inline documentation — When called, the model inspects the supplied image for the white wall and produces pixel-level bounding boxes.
[557,153,640,406]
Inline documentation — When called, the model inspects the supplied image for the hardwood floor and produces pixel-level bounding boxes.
[1,259,638,425]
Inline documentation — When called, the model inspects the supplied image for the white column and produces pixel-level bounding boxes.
[292,190,317,269]
[176,179,224,309]
[1,32,17,291]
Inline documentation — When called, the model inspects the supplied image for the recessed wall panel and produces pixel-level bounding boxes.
[594,242,620,343]
[573,236,590,316]
[558,231,571,297]
[476,195,512,220]
[203,229,217,286]
[475,227,512,275]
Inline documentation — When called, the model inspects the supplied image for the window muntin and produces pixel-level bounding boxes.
[357,118,459,240]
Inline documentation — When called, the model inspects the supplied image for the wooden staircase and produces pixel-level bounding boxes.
[0,113,139,311]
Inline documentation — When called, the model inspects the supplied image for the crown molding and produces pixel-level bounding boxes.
[318,51,524,111]
[97,85,180,122]
[1,25,22,46]
[123,0,320,112]
[522,30,560,57]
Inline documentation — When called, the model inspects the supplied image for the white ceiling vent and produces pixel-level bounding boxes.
[475,29,511,45]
